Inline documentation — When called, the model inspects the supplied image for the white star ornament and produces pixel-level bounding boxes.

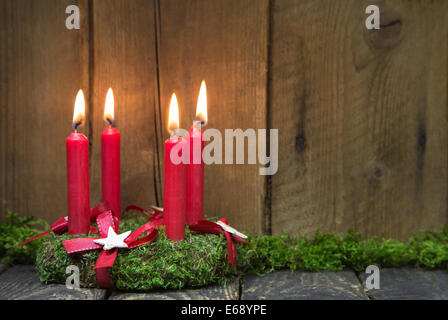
[94,227,131,251]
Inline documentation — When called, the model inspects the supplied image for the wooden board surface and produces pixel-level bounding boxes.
[241,270,367,300]
[269,0,448,239]
[0,0,87,222]
[110,277,239,300]
[89,0,162,212]
[359,268,448,300]
[0,265,107,300]
[156,0,269,235]
[109,278,239,300]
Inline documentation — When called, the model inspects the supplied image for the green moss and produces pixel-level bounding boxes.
[237,229,448,275]
[36,218,236,290]
[0,211,48,264]
[2,211,448,291]
[112,230,231,290]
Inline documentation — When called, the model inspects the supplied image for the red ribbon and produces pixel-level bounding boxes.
[12,202,110,248]
[123,206,246,269]
[189,218,247,269]
[13,202,162,249]
[63,210,158,289]
[124,204,164,227]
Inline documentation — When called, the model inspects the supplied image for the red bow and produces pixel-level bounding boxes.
[189,218,247,269]
[62,210,158,288]
[13,202,110,248]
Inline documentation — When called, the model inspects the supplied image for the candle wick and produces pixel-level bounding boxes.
[193,120,204,129]
[106,118,114,126]
[72,121,82,131]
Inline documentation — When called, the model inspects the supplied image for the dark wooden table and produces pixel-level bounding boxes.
[0,264,447,300]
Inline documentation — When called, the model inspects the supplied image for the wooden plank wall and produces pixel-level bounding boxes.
[0,0,446,239]
[270,0,448,239]
[0,0,86,222]
[89,0,161,212]
[156,0,269,234]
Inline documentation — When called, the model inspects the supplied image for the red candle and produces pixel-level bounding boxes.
[186,81,207,225]
[164,93,186,241]
[67,90,90,235]
[102,89,121,220]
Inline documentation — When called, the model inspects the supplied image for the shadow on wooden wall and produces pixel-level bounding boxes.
[0,0,446,239]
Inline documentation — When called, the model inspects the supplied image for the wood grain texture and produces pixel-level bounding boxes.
[270,0,448,239]
[109,277,239,300]
[0,265,106,300]
[359,268,448,300]
[89,0,162,211]
[242,270,367,300]
[0,0,87,222]
[1,0,447,238]
[156,0,269,235]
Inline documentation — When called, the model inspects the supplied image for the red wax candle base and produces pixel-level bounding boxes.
[186,126,204,225]
[164,136,186,241]
[101,126,121,220]
[66,132,90,235]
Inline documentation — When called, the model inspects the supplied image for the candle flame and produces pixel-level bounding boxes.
[104,88,115,125]
[72,89,85,130]
[168,93,180,135]
[195,80,207,126]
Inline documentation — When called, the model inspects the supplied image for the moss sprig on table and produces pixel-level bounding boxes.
[237,229,448,274]
[1,211,448,291]
[0,211,48,264]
